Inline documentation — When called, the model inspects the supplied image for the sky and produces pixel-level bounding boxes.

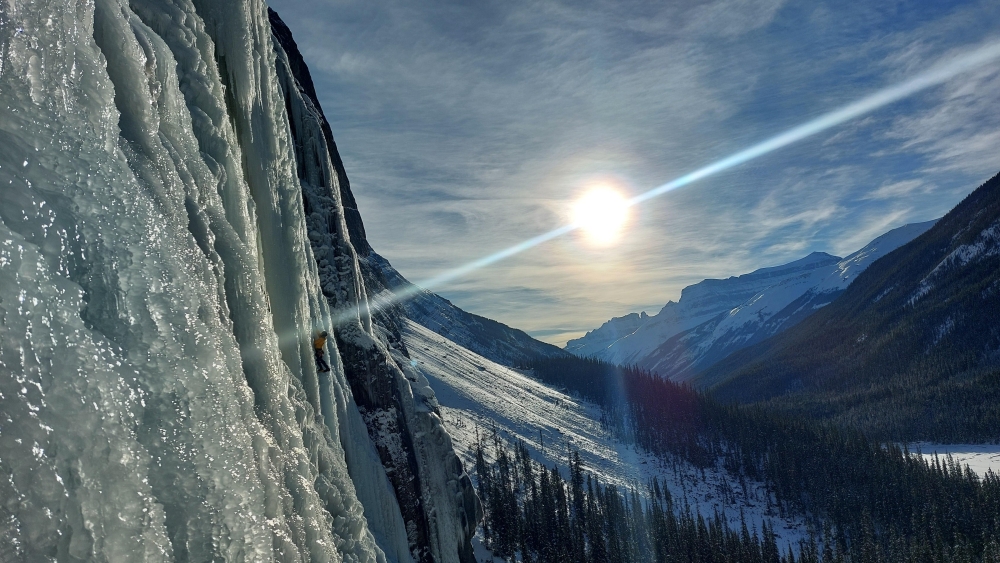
[268,0,1000,346]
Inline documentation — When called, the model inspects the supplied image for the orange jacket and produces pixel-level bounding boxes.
[313,335,327,350]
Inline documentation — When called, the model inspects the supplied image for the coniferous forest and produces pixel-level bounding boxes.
[480,357,1000,562]
[475,434,796,563]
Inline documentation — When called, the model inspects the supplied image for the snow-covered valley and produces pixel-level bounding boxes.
[912,443,1000,477]
[403,320,811,552]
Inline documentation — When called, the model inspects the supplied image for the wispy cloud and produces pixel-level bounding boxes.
[269,0,1000,345]
[862,179,928,200]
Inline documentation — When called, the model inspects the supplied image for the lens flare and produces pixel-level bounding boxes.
[572,186,630,246]
[330,39,1000,328]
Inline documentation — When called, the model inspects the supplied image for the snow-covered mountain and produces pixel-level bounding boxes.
[697,172,1000,441]
[566,252,844,365]
[567,222,934,379]
[0,2,477,561]
[641,220,937,380]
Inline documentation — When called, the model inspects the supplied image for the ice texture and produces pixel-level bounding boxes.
[0,0,470,561]
[268,8,480,561]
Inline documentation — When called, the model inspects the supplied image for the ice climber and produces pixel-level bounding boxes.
[314,330,330,372]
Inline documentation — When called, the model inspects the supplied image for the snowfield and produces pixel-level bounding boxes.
[403,320,811,550]
[911,443,1000,477]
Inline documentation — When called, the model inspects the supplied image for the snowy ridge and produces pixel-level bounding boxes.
[363,252,569,368]
[910,218,1000,306]
[815,221,938,293]
[642,221,936,381]
[0,2,475,561]
[567,221,935,382]
[566,253,841,366]
[402,321,810,552]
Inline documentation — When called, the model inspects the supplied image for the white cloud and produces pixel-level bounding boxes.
[886,64,1000,175]
[269,0,1000,346]
[861,179,928,200]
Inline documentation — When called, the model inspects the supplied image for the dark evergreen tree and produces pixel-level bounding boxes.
[520,355,1000,562]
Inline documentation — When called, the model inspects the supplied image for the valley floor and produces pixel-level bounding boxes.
[911,443,1000,477]
[403,320,809,552]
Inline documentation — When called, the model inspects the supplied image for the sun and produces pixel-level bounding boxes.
[571,186,630,246]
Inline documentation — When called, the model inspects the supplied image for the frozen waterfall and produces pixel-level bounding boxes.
[0,1,477,561]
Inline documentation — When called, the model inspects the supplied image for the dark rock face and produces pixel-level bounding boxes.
[269,8,480,562]
[269,11,565,376]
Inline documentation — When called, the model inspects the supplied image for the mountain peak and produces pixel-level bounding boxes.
[699,172,1000,442]
[568,224,931,370]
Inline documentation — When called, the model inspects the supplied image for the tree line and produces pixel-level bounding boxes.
[516,357,1000,562]
[475,431,795,563]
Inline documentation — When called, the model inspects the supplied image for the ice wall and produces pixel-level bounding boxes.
[269,10,480,563]
[0,1,474,561]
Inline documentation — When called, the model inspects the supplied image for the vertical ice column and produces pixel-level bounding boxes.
[269,17,416,563]
[0,0,392,560]
[266,7,483,563]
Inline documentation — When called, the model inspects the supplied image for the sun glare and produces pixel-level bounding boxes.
[571,186,630,246]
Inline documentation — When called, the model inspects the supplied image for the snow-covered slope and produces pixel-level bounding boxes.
[566,252,843,365]
[402,320,809,551]
[641,221,937,380]
[0,2,476,561]
[912,444,1000,478]
[364,252,569,368]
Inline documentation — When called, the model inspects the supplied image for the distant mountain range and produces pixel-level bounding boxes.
[641,221,937,380]
[566,221,936,378]
[700,172,1000,442]
[566,253,844,365]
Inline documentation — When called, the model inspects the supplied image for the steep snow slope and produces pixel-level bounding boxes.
[364,253,569,367]
[642,221,936,381]
[0,2,475,561]
[402,321,810,551]
[566,253,842,365]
